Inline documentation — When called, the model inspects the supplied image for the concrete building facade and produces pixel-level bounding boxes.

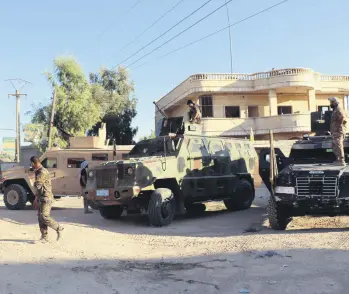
[155,68,349,140]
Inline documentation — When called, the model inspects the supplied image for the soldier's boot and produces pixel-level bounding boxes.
[36,229,49,243]
[56,225,64,241]
[84,199,93,214]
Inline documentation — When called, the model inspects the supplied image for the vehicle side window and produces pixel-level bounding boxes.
[225,142,233,150]
[92,153,108,161]
[67,158,85,168]
[188,138,209,157]
[209,140,224,154]
[41,158,57,169]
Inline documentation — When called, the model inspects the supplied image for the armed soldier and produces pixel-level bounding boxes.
[31,156,64,242]
[329,97,347,165]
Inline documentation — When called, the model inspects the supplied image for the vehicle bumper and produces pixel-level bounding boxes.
[274,193,349,215]
[86,186,141,205]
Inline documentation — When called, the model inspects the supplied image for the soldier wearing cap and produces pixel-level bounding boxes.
[329,97,347,165]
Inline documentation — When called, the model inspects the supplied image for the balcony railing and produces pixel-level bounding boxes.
[201,113,311,136]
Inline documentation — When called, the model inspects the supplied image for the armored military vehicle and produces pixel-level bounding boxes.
[1,126,133,210]
[85,116,259,227]
[259,110,349,230]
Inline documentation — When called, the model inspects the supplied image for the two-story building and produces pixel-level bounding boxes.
[155,68,349,140]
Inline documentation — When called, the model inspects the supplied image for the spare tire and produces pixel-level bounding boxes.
[4,184,28,210]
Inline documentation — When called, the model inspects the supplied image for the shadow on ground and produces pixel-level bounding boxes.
[0,249,348,294]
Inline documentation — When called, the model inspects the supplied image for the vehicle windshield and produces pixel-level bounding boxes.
[128,137,182,157]
[290,147,349,164]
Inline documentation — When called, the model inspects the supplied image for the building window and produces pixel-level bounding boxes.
[225,106,240,118]
[92,153,109,161]
[200,95,213,118]
[318,106,330,114]
[248,106,259,118]
[277,106,292,115]
[67,158,85,168]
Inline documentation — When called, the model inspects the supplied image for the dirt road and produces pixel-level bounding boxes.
[1,189,349,294]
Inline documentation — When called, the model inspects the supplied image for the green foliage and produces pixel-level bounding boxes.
[88,66,138,144]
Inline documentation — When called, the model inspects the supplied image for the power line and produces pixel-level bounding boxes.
[97,0,143,39]
[124,0,234,69]
[132,0,289,71]
[112,0,213,69]
[107,0,185,62]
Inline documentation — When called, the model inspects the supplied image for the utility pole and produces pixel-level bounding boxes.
[5,78,31,163]
[48,88,57,150]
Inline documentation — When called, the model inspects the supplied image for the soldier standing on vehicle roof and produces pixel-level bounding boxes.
[80,160,92,214]
[187,100,201,124]
[329,97,347,166]
[31,156,64,243]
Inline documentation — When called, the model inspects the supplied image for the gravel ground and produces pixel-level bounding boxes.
[1,188,349,294]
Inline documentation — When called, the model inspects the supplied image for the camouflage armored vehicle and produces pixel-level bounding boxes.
[259,110,349,230]
[85,116,259,226]
[1,127,133,210]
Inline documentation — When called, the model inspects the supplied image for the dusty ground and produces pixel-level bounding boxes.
[1,187,349,294]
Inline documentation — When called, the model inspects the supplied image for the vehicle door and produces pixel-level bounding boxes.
[258,148,288,193]
[208,139,231,197]
[59,155,86,196]
[182,138,211,199]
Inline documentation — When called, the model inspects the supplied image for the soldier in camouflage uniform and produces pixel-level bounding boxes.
[187,100,201,123]
[329,97,347,165]
[31,156,64,242]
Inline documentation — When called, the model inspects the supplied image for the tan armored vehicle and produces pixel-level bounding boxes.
[85,117,259,226]
[1,125,133,210]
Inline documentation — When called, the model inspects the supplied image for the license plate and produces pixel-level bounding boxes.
[96,189,109,197]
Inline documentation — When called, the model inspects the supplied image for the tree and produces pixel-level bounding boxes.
[88,66,138,144]
[28,57,101,149]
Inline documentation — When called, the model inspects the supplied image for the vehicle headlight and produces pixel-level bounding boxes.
[275,186,295,194]
[88,171,94,178]
[127,167,134,176]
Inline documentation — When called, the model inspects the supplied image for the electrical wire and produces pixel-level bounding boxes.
[124,0,234,69]
[132,0,289,71]
[107,0,185,62]
[97,0,143,39]
[112,0,213,69]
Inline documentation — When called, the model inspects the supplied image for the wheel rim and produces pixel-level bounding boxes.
[7,190,19,206]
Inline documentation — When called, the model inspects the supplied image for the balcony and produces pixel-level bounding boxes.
[201,113,311,137]
[157,68,349,111]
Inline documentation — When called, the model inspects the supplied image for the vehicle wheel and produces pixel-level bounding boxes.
[99,205,123,220]
[224,179,254,211]
[4,184,28,210]
[185,203,206,215]
[148,188,176,227]
[267,196,291,230]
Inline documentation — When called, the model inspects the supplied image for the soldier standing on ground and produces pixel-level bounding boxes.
[329,97,347,165]
[187,100,201,123]
[80,160,92,214]
[31,156,64,242]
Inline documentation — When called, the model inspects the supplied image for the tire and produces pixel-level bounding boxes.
[148,188,176,227]
[267,196,291,230]
[99,205,123,220]
[185,203,206,215]
[224,179,254,211]
[4,184,28,210]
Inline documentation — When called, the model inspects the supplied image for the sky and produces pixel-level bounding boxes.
[0,0,349,146]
